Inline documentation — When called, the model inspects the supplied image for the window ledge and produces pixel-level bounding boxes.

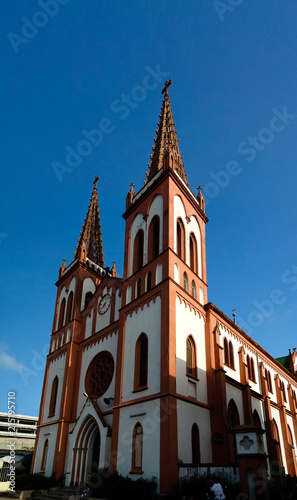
[130,469,144,475]
[186,374,199,382]
[133,386,148,393]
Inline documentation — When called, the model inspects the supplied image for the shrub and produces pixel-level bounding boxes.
[15,473,56,491]
[91,471,157,500]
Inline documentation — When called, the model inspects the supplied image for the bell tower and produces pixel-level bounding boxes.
[111,81,209,493]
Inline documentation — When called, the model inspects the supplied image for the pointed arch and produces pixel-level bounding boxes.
[176,218,185,260]
[183,271,189,292]
[148,215,160,261]
[49,376,58,417]
[228,399,240,429]
[191,423,200,464]
[191,280,196,299]
[229,341,234,369]
[271,419,283,466]
[265,369,273,393]
[84,291,93,309]
[223,337,229,366]
[65,291,73,324]
[186,335,197,378]
[131,422,143,473]
[133,229,144,273]
[136,278,141,298]
[146,270,152,292]
[40,439,49,473]
[58,297,66,330]
[134,333,148,390]
[253,410,261,428]
[189,233,198,274]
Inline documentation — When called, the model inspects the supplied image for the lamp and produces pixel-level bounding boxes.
[103,397,114,405]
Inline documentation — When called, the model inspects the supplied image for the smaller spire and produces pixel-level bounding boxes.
[73,177,105,267]
[197,186,205,212]
[126,182,136,210]
[59,258,66,279]
[112,261,118,277]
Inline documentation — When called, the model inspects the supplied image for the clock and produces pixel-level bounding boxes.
[98,293,111,315]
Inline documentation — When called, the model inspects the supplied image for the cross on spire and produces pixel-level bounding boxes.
[161,79,172,99]
[94,176,99,188]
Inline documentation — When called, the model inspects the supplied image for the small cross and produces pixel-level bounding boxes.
[130,182,135,188]
[94,176,99,188]
[62,258,66,264]
[161,79,172,98]
[197,186,202,195]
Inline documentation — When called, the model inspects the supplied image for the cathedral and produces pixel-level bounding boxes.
[32,81,297,498]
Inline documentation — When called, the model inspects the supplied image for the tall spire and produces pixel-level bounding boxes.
[73,176,105,267]
[145,79,188,186]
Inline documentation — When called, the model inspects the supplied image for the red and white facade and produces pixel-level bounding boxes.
[32,84,297,497]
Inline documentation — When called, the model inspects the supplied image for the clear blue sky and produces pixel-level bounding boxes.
[1,1,297,416]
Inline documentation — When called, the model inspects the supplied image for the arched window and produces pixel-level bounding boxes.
[134,334,148,390]
[49,376,58,417]
[223,337,229,366]
[271,419,283,466]
[265,369,273,393]
[228,399,240,429]
[146,271,152,292]
[279,380,287,402]
[189,233,198,273]
[250,357,255,382]
[183,272,188,292]
[58,297,66,330]
[247,355,251,379]
[253,410,261,428]
[287,425,294,448]
[136,278,141,298]
[191,423,200,464]
[40,439,49,473]
[148,216,160,261]
[191,280,196,299]
[65,291,73,324]
[84,291,93,309]
[229,341,234,369]
[133,230,144,273]
[176,218,185,260]
[131,422,143,472]
[186,336,197,378]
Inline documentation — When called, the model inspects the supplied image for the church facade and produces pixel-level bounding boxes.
[32,82,297,497]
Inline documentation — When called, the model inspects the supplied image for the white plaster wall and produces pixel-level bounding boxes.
[43,354,67,424]
[122,296,161,402]
[156,263,162,285]
[226,384,244,425]
[128,195,163,277]
[173,196,202,278]
[96,286,112,332]
[126,285,132,304]
[177,400,212,464]
[287,415,297,449]
[116,400,160,483]
[114,288,122,322]
[175,297,207,403]
[33,424,58,475]
[199,287,203,305]
[77,332,118,418]
[80,277,96,311]
[85,307,94,339]
[174,263,180,284]
[219,326,241,383]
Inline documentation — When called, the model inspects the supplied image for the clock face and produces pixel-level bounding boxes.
[98,293,111,315]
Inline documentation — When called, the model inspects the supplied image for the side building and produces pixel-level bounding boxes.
[31,83,297,498]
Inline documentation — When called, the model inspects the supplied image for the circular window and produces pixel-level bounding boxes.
[85,351,114,399]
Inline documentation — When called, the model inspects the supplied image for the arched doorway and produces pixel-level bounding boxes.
[71,416,101,486]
